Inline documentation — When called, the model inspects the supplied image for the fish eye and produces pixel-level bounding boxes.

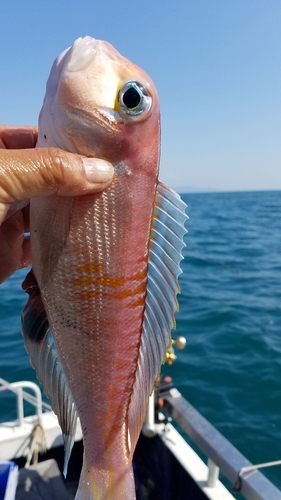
[118,81,152,117]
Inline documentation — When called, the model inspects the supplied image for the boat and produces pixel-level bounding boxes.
[1,374,281,500]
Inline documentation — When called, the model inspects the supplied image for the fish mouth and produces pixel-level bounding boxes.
[66,36,100,72]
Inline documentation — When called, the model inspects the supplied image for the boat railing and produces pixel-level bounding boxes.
[160,388,281,500]
[0,378,51,427]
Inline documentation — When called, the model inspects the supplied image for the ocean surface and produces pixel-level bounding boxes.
[1,190,281,491]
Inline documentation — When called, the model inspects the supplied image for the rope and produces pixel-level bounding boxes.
[233,459,281,492]
[25,421,47,467]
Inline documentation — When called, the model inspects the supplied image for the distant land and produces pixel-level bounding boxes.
[175,186,281,195]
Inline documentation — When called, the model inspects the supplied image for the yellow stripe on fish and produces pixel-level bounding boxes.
[72,265,148,305]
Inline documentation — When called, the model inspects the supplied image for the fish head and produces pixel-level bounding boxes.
[38,36,160,170]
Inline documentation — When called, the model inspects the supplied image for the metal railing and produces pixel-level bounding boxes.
[162,390,281,500]
[0,378,51,426]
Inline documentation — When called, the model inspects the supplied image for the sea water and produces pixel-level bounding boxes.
[1,190,281,489]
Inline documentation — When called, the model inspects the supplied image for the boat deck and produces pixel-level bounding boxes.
[1,378,281,500]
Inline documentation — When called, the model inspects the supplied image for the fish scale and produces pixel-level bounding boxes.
[21,36,187,499]
[30,172,154,496]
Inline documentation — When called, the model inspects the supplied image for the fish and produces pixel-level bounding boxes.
[21,36,187,500]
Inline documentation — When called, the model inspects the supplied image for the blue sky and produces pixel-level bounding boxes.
[1,0,281,192]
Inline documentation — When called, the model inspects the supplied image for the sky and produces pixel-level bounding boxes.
[1,0,281,192]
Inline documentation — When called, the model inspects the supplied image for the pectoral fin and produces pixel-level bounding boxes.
[21,269,78,476]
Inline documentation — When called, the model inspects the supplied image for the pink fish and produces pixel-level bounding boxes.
[22,36,187,499]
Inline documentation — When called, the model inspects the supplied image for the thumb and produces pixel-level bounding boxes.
[0,147,114,222]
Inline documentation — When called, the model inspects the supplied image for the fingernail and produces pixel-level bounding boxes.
[82,158,114,183]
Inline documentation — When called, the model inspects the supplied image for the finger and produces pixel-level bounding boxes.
[0,206,30,283]
[0,126,38,149]
[0,147,114,223]
[0,211,25,283]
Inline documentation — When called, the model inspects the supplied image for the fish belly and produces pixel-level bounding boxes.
[30,169,156,499]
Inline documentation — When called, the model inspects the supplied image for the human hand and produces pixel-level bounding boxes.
[0,126,114,283]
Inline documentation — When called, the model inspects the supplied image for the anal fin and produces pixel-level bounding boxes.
[21,269,78,476]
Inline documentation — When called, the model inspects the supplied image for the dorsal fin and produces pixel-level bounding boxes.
[21,270,78,476]
[128,182,187,451]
